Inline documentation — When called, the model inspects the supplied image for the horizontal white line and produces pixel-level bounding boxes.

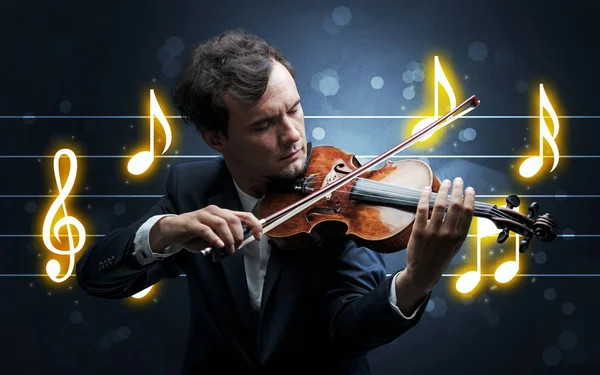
[2,273,600,277]
[7,115,600,119]
[1,194,598,199]
[0,155,596,159]
[0,234,590,238]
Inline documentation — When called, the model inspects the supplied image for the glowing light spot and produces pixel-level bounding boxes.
[403,86,415,100]
[332,6,352,26]
[371,76,384,89]
[312,127,326,140]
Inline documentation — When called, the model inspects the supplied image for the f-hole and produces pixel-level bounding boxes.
[306,201,342,222]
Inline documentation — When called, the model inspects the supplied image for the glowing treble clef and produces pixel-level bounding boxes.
[42,148,86,283]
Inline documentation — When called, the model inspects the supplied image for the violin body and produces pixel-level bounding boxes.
[257,145,442,253]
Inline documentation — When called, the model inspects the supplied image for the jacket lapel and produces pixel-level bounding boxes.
[207,168,255,336]
[207,159,289,363]
[256,244,285,362]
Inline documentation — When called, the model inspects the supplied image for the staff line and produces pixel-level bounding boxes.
[2,273,600,277]
[0,234,590,238]
[7,115,600,119]
[0,155,595,159]
[1,194,598,198]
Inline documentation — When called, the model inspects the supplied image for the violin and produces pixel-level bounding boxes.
[201,95,559,261]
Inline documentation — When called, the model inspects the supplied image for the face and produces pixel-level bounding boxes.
[203,60,308,193]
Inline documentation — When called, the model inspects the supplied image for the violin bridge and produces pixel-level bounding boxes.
[322,168,340,200]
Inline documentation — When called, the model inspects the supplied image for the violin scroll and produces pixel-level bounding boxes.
[492,194,559,253]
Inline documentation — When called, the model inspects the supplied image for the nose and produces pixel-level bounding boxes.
[279,118,302,146]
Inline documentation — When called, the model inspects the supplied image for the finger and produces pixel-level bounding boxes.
[456,186,476,236]
[232,211,264,241]
[443,177,465,229]
[218,210,245,248]
[184,222,224,249]
[206,214,236,254]
[413,185,432,232]
[429,179,451,231]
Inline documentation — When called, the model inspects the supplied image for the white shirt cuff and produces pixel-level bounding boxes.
[388,271,427,319]
[132,214,183,266]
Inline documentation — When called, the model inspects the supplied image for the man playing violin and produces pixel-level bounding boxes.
[76,29,476,374]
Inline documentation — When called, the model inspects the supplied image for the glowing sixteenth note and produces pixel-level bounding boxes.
[42,148,86,283]
[411,56,457,142]
[127,89,173,175]
[455,207,520,294]
[519,83,560,178]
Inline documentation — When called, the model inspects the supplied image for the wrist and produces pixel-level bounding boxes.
[394,268,431,311]
[149,216,176,253]
[402,265,435,294]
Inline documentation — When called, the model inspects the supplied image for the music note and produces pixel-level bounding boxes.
[493,206,521,284]
[131,286,154,299]
[42,148,86,283]
[411,56,458,142]
[455,206,520,294]
[127,89,173,175]
[455,217,488,294]
[519,83,560,178]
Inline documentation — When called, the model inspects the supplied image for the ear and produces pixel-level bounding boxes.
[200,129,227,153]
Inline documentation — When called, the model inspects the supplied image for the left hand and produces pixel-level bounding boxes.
[403,177,476,293]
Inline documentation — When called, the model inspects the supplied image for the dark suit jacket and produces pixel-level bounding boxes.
[76,157,430,374]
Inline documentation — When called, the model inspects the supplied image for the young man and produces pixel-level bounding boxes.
[76,29,476,374]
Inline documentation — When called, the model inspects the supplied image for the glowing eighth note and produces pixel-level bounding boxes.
[519,83,560,178]
[42,148,86,283]
[411,56,457,142]
[455,207,520,294]
[131,286,153,299]
[493,205,521,284]
[127,89,173,175]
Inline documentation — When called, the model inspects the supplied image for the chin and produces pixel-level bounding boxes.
[269,156,308,182]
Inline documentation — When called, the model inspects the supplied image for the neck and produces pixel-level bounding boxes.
[350,178,495,219]
[233,178,267,199]
[225,161,268,199]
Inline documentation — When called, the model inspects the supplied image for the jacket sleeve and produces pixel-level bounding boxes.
[325,240,431,356]
[75,165,185,299]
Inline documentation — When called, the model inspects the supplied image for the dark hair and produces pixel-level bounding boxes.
[171,29,295,137]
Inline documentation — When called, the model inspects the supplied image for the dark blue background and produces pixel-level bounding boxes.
[2,0,599,373]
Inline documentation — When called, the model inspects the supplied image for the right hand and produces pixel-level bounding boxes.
[152,205,263,254]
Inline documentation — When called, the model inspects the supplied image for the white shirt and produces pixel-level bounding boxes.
[132,180,423,318]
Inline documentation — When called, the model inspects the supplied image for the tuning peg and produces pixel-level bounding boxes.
[497,228,510,243]
[528,202,540,219]
[519,238,530,253]
[506,194,520,209]
[519,232,534,253]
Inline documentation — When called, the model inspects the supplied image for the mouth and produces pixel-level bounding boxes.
[280,149,301,161]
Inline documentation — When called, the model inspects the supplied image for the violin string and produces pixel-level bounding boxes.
[304,176,494,214]
[353,179,521,224]
[348,189,493,217]
[353,178,495,211]
[299,175,518,223]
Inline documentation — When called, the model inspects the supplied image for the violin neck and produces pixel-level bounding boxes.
[350,178,494,219]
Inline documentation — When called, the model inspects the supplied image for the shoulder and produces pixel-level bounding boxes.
[167,157,228,195]
[171,157,225,179]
